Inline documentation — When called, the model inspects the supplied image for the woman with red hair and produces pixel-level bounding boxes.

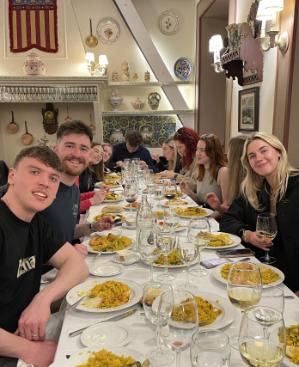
[159,127,199,182]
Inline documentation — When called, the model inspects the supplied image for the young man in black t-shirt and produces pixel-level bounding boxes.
[0,146,89,367]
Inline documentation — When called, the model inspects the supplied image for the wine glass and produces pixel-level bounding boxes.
[257,286,285,325]
[227,261,262,348]
[239,306,285,367]
[163,290,198,367]
[177,236,198,291]
[137,227,159,281]
[123,181,137,204]
[188,218,211,277]
[163,180,177,200]
[190,330,231,367]
[156,233,176,283]
[256,213,277,264]
[143,282,174,366]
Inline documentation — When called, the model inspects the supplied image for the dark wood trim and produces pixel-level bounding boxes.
[272,0,297,148]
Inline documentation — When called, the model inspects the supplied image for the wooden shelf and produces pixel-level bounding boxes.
[102,109,194,116]
[107,80,193,87]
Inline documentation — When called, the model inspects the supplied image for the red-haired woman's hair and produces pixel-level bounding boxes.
[173,127,199,169]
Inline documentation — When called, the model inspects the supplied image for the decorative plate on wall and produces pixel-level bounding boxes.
[174,57,192,80]
[158,10,180,35]
[96,17,120,44]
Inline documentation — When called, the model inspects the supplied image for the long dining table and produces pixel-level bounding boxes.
[52,189,299,367]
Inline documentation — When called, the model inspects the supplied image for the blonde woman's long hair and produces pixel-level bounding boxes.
[241,132,299,210]
[163,138,178,171]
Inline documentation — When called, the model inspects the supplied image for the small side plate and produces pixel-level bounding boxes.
[90,263,122,277]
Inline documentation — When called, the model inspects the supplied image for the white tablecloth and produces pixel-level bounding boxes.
[52,198,299,367]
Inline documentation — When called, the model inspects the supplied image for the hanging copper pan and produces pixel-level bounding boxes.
[6,111,19,134]
[85,18,98,48]
[21,120,34,146]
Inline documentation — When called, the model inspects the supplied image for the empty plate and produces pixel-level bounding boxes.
[81,322,131,348]
[90,263,122,277]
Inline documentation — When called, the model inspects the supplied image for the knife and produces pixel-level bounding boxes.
[68,307,137,337]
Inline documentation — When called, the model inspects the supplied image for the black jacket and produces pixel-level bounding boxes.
[0,161,8,186]
[154,155,182,173]
[220,175,299,292]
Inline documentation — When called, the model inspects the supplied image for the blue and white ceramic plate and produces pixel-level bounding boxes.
[174,57,192,80]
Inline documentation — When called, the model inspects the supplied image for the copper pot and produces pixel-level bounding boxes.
[6,111,19,134]
[21,120,34,146]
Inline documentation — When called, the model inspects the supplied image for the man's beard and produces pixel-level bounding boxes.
[61,156,88,176]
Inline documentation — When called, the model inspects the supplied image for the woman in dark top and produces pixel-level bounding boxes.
[0,160,9,186]
[220,132,299,294]
[154,138,181,173]
[79,142,104,193]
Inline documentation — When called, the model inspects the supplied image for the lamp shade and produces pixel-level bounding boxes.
[256,0,273,20]
[264,0,284,12]
[85,52,95,63]
[209,35,224,52]
[98,54,108,65]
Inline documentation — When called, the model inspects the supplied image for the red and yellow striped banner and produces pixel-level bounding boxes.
[9,0,58,53]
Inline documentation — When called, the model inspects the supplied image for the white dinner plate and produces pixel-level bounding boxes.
[212,263,285,288]
[175,207,214,219]
[89,263,122,277]
[205,232,241,250]
[152,258,198,269]
[152,291,236,331]
[51,347,144,367]
[103,195,124,203]
[83,233,134,255]
[120,268,151,283]
[81,322,132,348]
[66,279,142,313]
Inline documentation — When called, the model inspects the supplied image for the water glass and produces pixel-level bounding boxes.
[190,330,230,367]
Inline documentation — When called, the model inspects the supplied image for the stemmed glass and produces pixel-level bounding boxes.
[256,213,278,264]
[177,236,198,291]
[143,282,174,366]
[256,286,285,326]
[156,233,176,283]
[123,181,137,204]
[227,261,262,348]
[190,330,231,367]
[238,306,285,367]
[188,218,211,277]
[163,290,198,367]
[137,227,159,281]
[163,180,177,200]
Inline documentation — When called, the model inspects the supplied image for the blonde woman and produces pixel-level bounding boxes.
[153,138,181,173]
[221,132,299,294]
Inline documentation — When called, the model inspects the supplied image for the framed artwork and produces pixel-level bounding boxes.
[238,87,259,132]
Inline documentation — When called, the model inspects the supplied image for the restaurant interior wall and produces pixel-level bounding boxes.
[0,0,196,165]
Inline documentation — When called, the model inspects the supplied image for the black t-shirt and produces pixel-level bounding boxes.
[42,182,80,243]
[0,201,64,333]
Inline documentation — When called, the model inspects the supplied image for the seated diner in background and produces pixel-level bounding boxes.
[159,127,198,183]
[0,146,88,367]
[206,134,247,214]
[79,142,104,193]
[220,132,299,295]
[152,138,181,173]
[180,133,229,217]
[107,130,158,172]
[102,142,113,173]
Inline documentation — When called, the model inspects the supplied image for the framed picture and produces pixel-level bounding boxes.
[238,87,259,132]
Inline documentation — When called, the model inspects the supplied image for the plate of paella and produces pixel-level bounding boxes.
[174,206,213,219]
[83,232,134,254]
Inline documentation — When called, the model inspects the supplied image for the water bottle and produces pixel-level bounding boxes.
[136,194,153,248]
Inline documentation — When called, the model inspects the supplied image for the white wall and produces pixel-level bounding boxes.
[0,0,197,164]
[199,17,227,140]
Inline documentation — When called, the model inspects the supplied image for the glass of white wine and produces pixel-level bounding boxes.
[256,213,277,264]
[239,306,285,367]
[177,236,198,291]
[227,261,262,348]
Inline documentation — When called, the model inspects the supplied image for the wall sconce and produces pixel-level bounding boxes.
[85,52,109,76]
[256,0,289,53]
[209,34,224,73]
